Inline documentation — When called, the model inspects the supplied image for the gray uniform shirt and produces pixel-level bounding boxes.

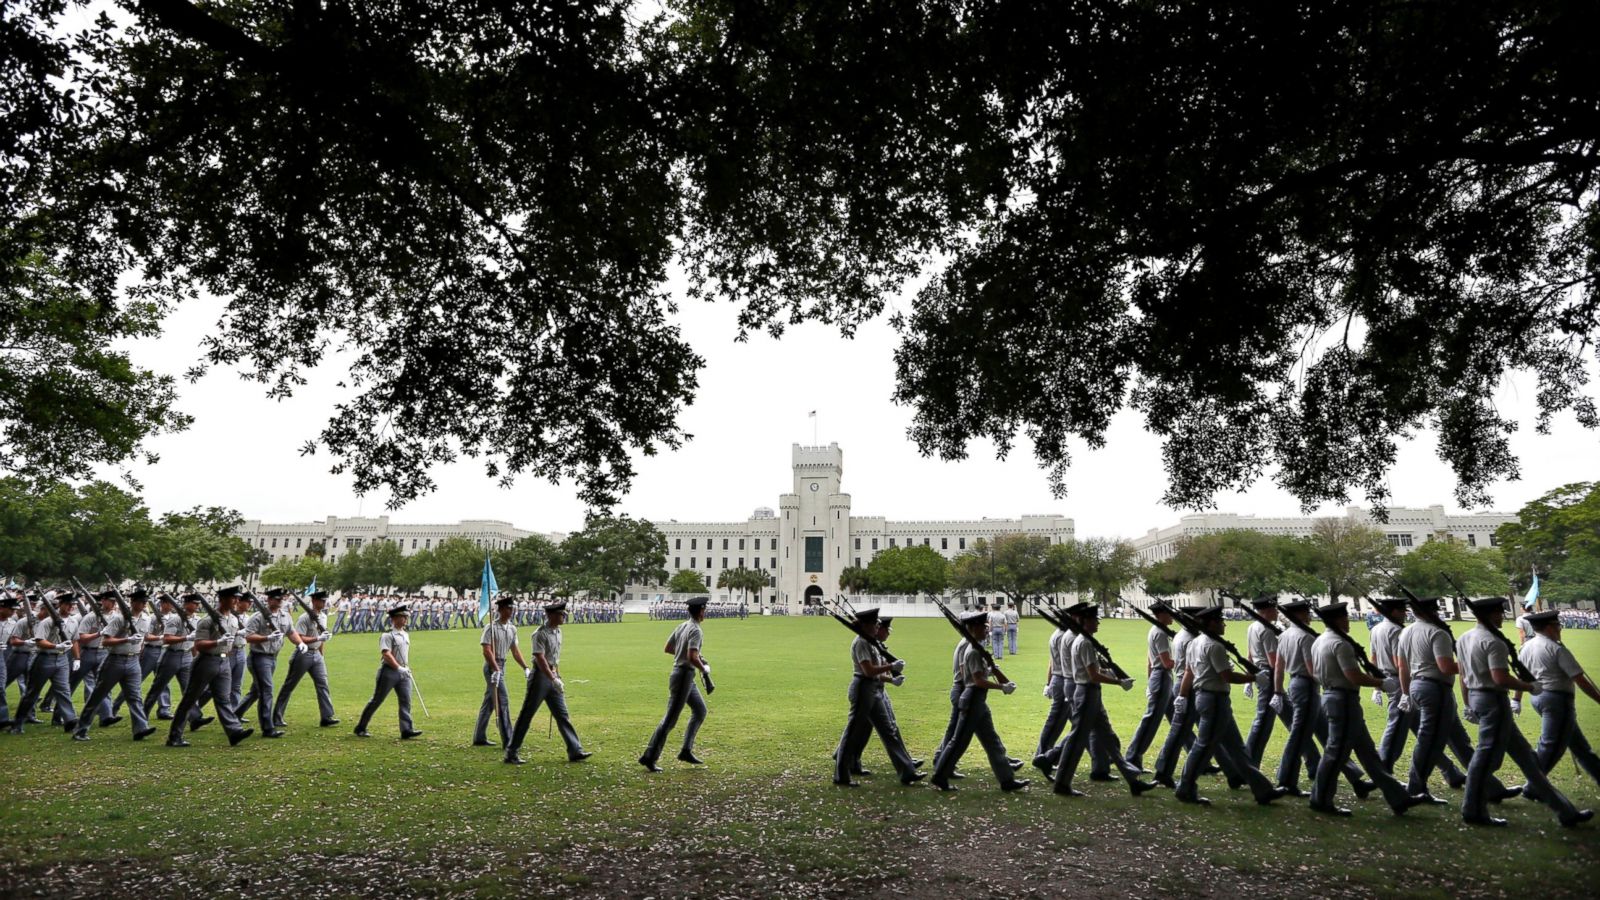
[851,635,879,674]
[1054,629,1077,684]
[1457,625,1510,692]
[1246,621,1277,669]
[1069,633,1100,684]
[246,608,294,655]
[163,612,194,653]
[1188,633,1232,693]
[1311,631,1359,690]
[193,613,230,656]
[668,621,702,668]
[229,612,249,652]
[1399,622,1455,683]
[0,618,16,649]
[102,611,139,656]
[380,629,410,667]
[480,621,518,662]
[1047,629,1065,676]
[1148,625,1173,670]
[1278,626,1316,677]
[532,625,562,667]
[78,611,108,649]
[34,617,69,654]
[961,639,990,687]
[1370,618,1403,675]
[295,610,329,648]
[1170,629,1195,681]
[1519,633,1584,694]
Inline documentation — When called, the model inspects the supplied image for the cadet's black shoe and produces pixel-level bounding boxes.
[570,752,593,762]
[400,730,423,740]
[1008,759,1025,771]
[833,779,860,787]
[1227,780,1245,791]
[61,720,79,734]
[1489,784,1525,803]
[677,750,703,764]
[1277,785,1311,798]
[24,716,41,724]
[472,739,496,747]
[1310,803,1352,817]
[503,754,525,765]
[262,729,285,738]
[1201,764,1223,776]
[133,727,157,741]
[1446,774,1467,790]
[1089,773,1117,782]
[1175,793,1212,806]
[1053,787,1087,798]
[71,732,89,741]
[638,755,663,773]
[272,721,286,731]
[1130,780,1158,797]
[1032,756,1054,777]
[353,727,370,737]
[6,726,21,735]
[99,716,122,728]
[854,768,873,777]
[1463,814,1508,827]
[1390,794,1432,815]
[1256,786,1293,805]
[1417,794,1449,806]
[1352,779,1378,799]
[319,719,340,727]
[1001,779,1030,792]
[901,772,928,786]
[1560,809,1595,828]
[931,779,957,792]
[949,771,967,780]
[227,728,253,746]
[191,716,214,731]
[166,737,190,748]
[156,713,175,721]
[911,758,925,768]
[1153,774,1177,790]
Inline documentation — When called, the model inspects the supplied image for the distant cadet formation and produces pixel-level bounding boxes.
[2,581,1595,830]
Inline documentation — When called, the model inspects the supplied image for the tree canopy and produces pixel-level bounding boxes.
[3,2,1596,511]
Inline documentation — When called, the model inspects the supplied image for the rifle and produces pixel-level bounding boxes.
[1388,578,1454,636]
[70,577,110,631]
[248,593,279,639]
[1328,616,1386,679]
[37,590,69,645]
[197,594,226,633]
[1441,573,1535,682]
[1167,603,1261,676]
[930,595,1009,683]
[1129,602,1177,639]
[824,596,898,663]
[102,576,137,633]
[1283,598,1320,637]
[1029,596,1131,681]
[293,594,328,638]
[1226,594,1283,637]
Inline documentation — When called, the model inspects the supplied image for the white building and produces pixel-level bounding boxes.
[627,443,1075,610]
[235,515,564,566]
[1131,505,1516,567]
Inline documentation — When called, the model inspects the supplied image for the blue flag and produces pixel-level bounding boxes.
[305,576,317,597]
[479,553,498,621]
[1523,569,1539,611]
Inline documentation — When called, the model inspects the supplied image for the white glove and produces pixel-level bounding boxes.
[490,670,502,685]
[1269,692,1284,714]
[269,631,283,640]
[1398,694,1413,714]
[1119,677,1135,692]
[1464,707,1480,724]
[1510,699,1522,716]
[890,674,906,687]
[554,677,565,693]
[1172,696,1189,723]
[399,666,411,677]
[71,659,80,672]
[890,659,906,675]
[295,642,308,655]
[321,632,333,642]
[1001,682,1017,695]
[1527,684,1543,697]
[1243,682,1255,699]
[702,662,712,676]
[1043,682,1051,697]
[1381,677,1399,694]
[523,667,532,681]
[1371,689,1384,706]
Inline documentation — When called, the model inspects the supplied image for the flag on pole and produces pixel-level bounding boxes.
[809,410,816,416]
[305,576,317,596]
[479,553,498,621]
[1522,569,1540,610]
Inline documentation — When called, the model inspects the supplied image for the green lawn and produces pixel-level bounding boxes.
[2,615,1596,898]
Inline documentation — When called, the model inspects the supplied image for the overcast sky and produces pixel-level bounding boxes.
[106,273,1597,539]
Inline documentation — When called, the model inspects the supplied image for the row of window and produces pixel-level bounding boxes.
[673,537,779,551]
[259,535,513,551]
[673,557,779,572]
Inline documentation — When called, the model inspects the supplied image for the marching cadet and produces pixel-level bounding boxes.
[1033,612,1074,767]
[166,593,253,747]
[505,600,592,765]
[274,590,338,727]
[1124,600,1177,772]
[473,596,524,748]
[236,587,299,736]
[70,594,117,728]
[1367,598,1411,770]
[1151,605,1205,787]
[10,594,80,734]
[353,605,422,739]
[1047,603,1150,798]
[44,593,81,724]
[142,593,211,730]
[868,617,923,775]
[930,609,1028,792]
[832,608,919,786]
[1518,609,1600,795]
[1272,599,1372,797]
[1458,597,1591,827]
[0,596,20,727]
[1174,606,1288,806]
[639,597,713,771]
[113,591,165,720]
[227,591,251,711]
[1393,596,1476,798]
[4,594,34,708]
[1308,603,1428,817]
[1241,597,1288,767]
[73,591,157,741]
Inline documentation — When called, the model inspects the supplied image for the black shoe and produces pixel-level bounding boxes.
[156,713,174,721]
[931,779,957,792]
[504,754,525,765]
[318,718,340,727]
[472,739,496,747]
[6,726,21,735]
[1001,779,1030,792]
[833,779,860,787]
[166,737,190,748]
[227,728,253,746]
[570,751,593,762]
[1089,773,1117,782]
[901,772,927,786]
[1277,785,1311,798]
[638,755,662,773]
[1310,803,1353,817]
[1390,793,1431,815]
[1490,784,1526,803]
[677,750,703,764]
[272,721,286,731]
[1153,775,1177,790]
[1008,759,1024,771]
[1446,775,1467,790]
[1417,794,1449,806]
[1352,779,1377,799]
[949,771,967,780]
[24,716,41,724]
[1201,764,1223,776]
[1175,793,1212,806]
[1130,780,1158,797]
[99,716,123,728]
[1032,756,1054,777]
[1053,787,1087,798]
[1257,786,1293,805]
[1227,780,1245,791]
[262,729,285,738]
[71,732,89,742]
[911,758,925,768]
[353,727,370,737]
[400,730,423,740]
[1463,814,1508,827]
[61,720,78,734]
[1560,809,1595,828]
[191,716,214,731]
[854,768,873,777]
[133,727,157,741]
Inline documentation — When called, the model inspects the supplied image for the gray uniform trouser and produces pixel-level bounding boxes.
[1126,668,1174,768]
[1153,681,1197,781]
[835,676,916,782]
[1527,691,1600,794]
[1179,690,1275,802]
[1312,688,1411,810]
[508,669,585,759]
[935,679,963,761]
[1375,679,1409,769]
[172,654,247,741]
[15,653,75,727]
[1277,675,1362,789]
[933,687,1021,788]
[642,665,705,765]
[228,650,247,711]
[76,648,114,722]
[1049,683,1144,792]
[4,649,28,698]
[1404,678,1473,793]
[236,654,280,729]
[474,662,512,745]
[117,645,167,715]
[0,651,9,722]
[76,654,148,736]
[1040,679,1113,774]
[873,691,918,772]
[143,650,199,722]
[275,649,334,724]
[356,666,414,733]
[1036,674,1071,759]
[1464,689,1578,822]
